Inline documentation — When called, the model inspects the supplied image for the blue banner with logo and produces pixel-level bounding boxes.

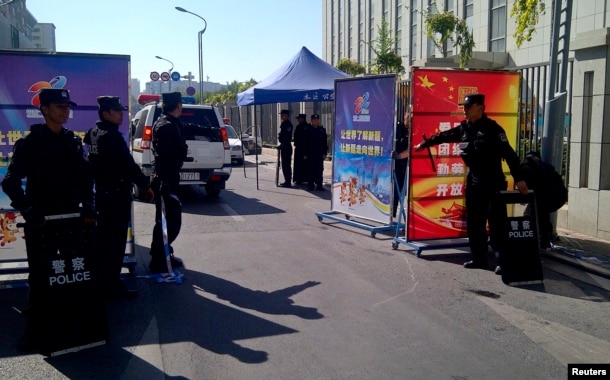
[331,75,397,223]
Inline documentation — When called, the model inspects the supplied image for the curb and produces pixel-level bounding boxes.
[542,246,610,280]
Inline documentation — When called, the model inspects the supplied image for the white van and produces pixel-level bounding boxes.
[130,95,231,197]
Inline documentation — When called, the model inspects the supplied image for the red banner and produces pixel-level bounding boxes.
[408,69,520,241]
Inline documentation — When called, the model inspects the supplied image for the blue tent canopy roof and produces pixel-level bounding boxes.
[237,46,350,106]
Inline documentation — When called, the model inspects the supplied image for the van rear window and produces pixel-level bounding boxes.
[181,109,222,142]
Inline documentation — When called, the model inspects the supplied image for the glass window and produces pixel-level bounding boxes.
[490,0,506,52]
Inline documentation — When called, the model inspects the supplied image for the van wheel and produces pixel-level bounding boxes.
[205,184,221,198]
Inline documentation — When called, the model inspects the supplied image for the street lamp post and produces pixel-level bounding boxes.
[155,55,174,92]
[175,6,207,104]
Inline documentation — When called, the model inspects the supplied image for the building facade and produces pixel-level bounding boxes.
[0,0,47,51]
[323,0,610,240]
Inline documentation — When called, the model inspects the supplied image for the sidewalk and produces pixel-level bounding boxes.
[255,147,610,279]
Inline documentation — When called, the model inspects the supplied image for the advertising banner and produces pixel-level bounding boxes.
[331,75,397,223]
[0,51,129,257]
[408,69,520,241]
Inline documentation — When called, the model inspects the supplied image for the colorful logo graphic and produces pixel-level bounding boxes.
[354,92,370,115]
[28,76,68,107]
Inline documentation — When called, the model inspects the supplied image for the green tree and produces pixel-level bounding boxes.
[369,17,405,74]
[336,58,365,76]
[422,4,475,68]
[511,0,546,48]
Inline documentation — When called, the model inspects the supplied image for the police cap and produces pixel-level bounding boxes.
[296,113,306,119]
[311,114,320,119]
[459,93,485,106]
[279,109,290,115]
[39,88,77,107]
[162,92,182,107]
[97,96,128,111]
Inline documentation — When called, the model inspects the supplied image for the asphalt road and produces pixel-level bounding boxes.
[1,156,609,379]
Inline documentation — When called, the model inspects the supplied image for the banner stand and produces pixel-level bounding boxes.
[392,237,470,257]
[391,170,469,255]
[316,211,402,238]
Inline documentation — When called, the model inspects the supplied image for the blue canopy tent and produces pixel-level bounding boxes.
[236,46,349,188]
[237,46,350,106]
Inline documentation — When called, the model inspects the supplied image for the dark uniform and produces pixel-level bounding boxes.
[85,96,150,297]
[304,114,328,190]
[149,92,188,273]
[292,114,309,184]
[392,120,409,218]
[2,89,95,350]
[418,110,523,267]
[278,109,293,187]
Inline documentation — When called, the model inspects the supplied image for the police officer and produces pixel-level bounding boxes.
[278,109,293,187]
[85,96,154,298]
[414,94,528,269]
[391,111,410,218]
[2,88,95,351]
[304,114,328,191]
[292,113,309,185]
[149,92,188,273]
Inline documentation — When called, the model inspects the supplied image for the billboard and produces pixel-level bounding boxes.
[0,51,130,257]
[408,68,520,241]
[331,75,397,223]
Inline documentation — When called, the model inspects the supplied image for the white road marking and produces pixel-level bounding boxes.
[221,203,245,221]
[478,296,610,365]
[372,257,419,308]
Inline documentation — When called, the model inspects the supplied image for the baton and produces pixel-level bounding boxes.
[422,134,436,172]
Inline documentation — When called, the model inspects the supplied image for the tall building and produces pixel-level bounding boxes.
[0,0,39,50]
[323,1,610,239]
[31,22,55,51]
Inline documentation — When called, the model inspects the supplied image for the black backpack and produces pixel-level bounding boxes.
[521,153,568,212]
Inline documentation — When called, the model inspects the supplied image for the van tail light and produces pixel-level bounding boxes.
[220,126,229,150]
[141,126,153,149]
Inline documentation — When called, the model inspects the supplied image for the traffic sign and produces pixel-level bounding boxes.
[160,72,170,81]
[186,86,196,96]
[150,71,160,81]
[171,71,181,81]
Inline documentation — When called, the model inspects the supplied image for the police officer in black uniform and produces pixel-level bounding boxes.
[2,88,96,351]
[392,111,410,218]
[292,113,309,185]
[85,96,154,298]
[414,94,528,269]
[278,109,293,187]
[148,92,188,273]
[304,114,328,191]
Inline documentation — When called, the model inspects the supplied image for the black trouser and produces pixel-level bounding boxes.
[280,144,293,183]
[293,146,305,183]
[307,154,324,188]
[150,182,182,263]
[465,176,506,263]
[96,190,131,295]
[393,160,408,218]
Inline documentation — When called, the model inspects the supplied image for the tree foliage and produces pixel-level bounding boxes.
[202,78,258,103]
[422,3,475,68]
[511,0,546,48]
[369,17,405,74]
[336,58,365,76]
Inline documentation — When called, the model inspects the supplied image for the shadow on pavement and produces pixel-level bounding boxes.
[146,267,324,363]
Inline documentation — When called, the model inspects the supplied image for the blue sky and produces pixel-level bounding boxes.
[26,0,322,91]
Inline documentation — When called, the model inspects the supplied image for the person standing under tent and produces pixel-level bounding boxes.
[304,114,328,191]
[292,113,309,185]
[278,109,294,187]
